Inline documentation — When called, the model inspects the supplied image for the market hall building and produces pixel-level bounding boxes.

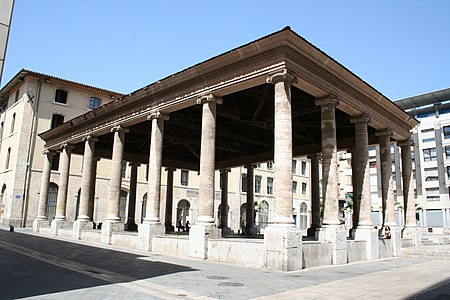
[36,27,420,271]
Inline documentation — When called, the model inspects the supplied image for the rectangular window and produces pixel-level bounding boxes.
[301,161,307,175]
[292,160,297,174]
[14,89,19,102]
[267,161,273,170]
[55,89,68,104]
[447,166,450,180]
[89,97,101,110]
[421,128,435,143]
[446,146,450,159]
[293,181,298,193]
[241,174,247,192]
[255,176,262,194]
[423,148,437,161]
[267,177,273,195]
[51,114,64,129]
[145,165,149,181]
[181,170,189,186]
[121,161,127,178]
[424,167,439,181]
[426,187,440,201]
[302,182,307,195]
[51,153,60,171]
[444,126,450,139]
[255,163,261,169]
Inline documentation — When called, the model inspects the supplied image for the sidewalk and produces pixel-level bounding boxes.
[1,226,450,299]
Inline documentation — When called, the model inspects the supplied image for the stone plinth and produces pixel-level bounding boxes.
[316,225,347,265]
[50,219,71,236]
[403,227,422,246]
[73,220,94,240]
[264,226,302,271]
[137,223,165,251]
[32,219,48,233]
[352,227,379,260]
[101,221,123,245]
[390,226,402,256]
[188,225,221,259]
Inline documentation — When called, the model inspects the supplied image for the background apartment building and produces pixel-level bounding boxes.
[0,69,311,233]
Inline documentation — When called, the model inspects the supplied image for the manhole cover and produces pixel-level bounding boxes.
[207,275,230,280]
[218,282,244,287]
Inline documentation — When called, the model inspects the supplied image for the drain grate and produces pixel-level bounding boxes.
[177,294,187,297]
[86,269,102,274]
[219,282,244,287]
[207,275,230,280]
[285,274,302,278]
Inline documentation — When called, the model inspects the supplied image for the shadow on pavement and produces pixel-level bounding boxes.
[408,278,450,299]
[0,230,196,299]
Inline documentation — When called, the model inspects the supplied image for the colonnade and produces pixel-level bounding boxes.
[33,68,419,260]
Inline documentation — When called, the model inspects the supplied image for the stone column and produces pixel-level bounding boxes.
[125,162,140,231]
[399,140,421,245]
[376,128,400,255]
[164,167,175,232]
[245,164,257,235]
[307,153,321,236]
[263,70,302,272]
[220,169,231,234]
[138,112,168,251]
[189,94,222,259]
[350,115,379,260]
[51,144,73,235]
[315,95,347,265]
[74,136,97,239]
[33,150,54,233]
[88,158,100,222]
[101,125,128,244]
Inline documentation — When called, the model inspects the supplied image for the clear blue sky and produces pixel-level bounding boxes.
[2,0,449,100]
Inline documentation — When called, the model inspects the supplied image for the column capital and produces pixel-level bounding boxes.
[244,164,255,169]
[165,167,176,172]
[398,139,414,147]
[266,69,298,85]
[147,111,170,121]
[375,128,392,137]
[60,143,75,151]
[315,94,339,107]
[196,93,223,105]
[307,153,321,160]
[42,149,56,156]
[110,125,129,133]
[82,135,98,143]
[220,168,231,173]
[128,162,141,168]
[350,113,370,124]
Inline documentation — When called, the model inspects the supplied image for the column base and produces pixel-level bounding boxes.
[403,226,422,246]
[137,223,165,251]
[221,226,232,235]
[316,225,347,265]
[351,227,379,260]
[264,226,302,271]
[307,225,320,237]
[50,219,71,236]
[100,221,123,244]
[73,220,94,240]
[124,221,138,231]
[188,225,221,259]
[383,225,401,256]
[165,224,175,232]
[32,219,48,233]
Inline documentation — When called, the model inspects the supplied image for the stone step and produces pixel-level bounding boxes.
[399,248,450,260]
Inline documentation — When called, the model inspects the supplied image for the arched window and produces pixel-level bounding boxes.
[259,201,269,229]
[0,184,6,220]
[51,114,64,129]
[10,113,15,134]
[300,202,308,229]
[5,147,11,169]
[47,183,58,222]
[176,199,190,231]
[141,193,147,223]
[0,121,4,141]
